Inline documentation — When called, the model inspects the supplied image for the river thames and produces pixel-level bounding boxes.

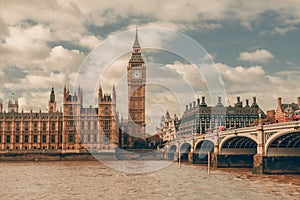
[0,161,300,200]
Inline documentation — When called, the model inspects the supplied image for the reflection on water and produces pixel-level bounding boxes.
[0,161,299,200]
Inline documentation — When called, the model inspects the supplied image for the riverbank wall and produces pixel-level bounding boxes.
[0,150,170,161]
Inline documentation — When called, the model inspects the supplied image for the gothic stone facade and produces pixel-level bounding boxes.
[156,111,179,142]
[0,86,119,152]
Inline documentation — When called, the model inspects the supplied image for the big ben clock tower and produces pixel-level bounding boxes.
[127,28,146,144]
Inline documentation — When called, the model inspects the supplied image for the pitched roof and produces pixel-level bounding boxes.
[133,28,141,48]
[280,103,299,111]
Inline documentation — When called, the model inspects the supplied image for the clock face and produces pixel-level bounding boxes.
[132,70,141,79]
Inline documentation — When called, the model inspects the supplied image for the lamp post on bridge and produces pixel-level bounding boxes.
[178,140,181,168]
[258,110,262,125]
[190,133,195,164]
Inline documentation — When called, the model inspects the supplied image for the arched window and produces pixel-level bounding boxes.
[104,120,109,131]
[52,122,56,131]
[43,122,47,131]
[34,122,38,131]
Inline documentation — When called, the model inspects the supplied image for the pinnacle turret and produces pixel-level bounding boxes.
[50,87,55,103]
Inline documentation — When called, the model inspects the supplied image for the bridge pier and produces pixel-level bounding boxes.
[211,139,219,167]
[187,139,194,163]
[253,154,264,174]
[173,151,178,162]
[188,139,195,163]
[211,153,218,167]
[211,154,219,167]
[188,152,194,163]
[253,125,265,174]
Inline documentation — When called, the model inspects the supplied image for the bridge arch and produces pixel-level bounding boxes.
[194,140,214,163]
[220,135,257,155]
[265,130,300,156]
[178,142,191,161]
[179,142,191,153]
[169,144,177,152]
[194,140,214,153]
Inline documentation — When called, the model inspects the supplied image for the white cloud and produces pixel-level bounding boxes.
[0,24,51,66]
[4,72,64,90]
[45,45,85,72]
[0,18,9,37]
[18,90,53,112]
[272,26,297,35]
[238,49,274,63]
[0,71,4,85]
[216,63,300,110]
[79,35,102,50]
[1,1,300,34]
[164,61,208,91]
[218,63,265,83]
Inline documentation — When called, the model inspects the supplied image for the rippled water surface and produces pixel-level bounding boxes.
[0,161,300,200]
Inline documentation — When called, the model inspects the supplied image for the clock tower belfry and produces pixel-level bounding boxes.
[127,28,146,143]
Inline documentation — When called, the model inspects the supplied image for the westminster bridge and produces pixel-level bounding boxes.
[165,121,300,174]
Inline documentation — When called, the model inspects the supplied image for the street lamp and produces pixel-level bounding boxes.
[178,140,181,168]
[258,110,262,125]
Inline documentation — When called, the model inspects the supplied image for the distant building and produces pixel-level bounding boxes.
[275,97,300,123]
[177,96,265,137]
[252,110,275,125]
[0,86,118,152]
[156,111,179,142]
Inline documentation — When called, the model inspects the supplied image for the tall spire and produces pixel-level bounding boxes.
[48,87,56,113]
[50,87,55,103]
[130,26,144,63]
[133,26,141,49]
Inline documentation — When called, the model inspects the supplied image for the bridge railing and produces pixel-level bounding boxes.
[170,121,300,144]
[219,126,257,136]
[263,121,300,130]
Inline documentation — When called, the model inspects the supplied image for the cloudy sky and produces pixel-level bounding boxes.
[1,0,300,132]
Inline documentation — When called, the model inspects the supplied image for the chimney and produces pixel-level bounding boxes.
[246,99,249,106]
[189,103,192,109]
[216,96,223,107]
[251,96,258,107]
[185,105,188,111]
[197,98,200,105]
[235,96,242,107]
[0,100,2,113]
[278,97,282,106]
[193,101,196,107]
[201,96,205,104]
[297,97,300,107]
[200,96,207,107]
